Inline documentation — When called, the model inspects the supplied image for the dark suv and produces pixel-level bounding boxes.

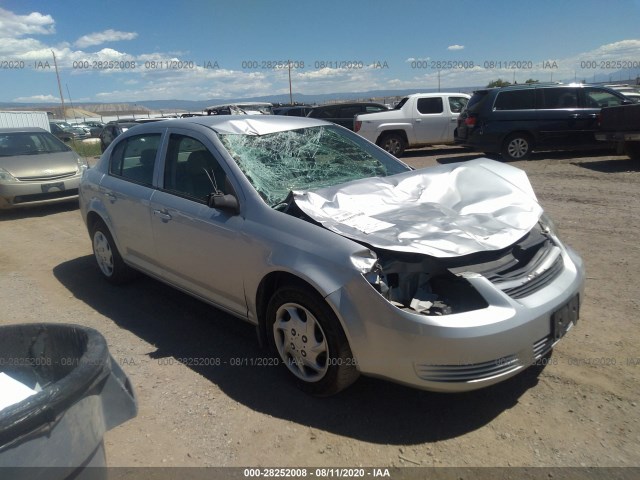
[307,102,388,130]
[99,121,140,152]
[455,84,630,160]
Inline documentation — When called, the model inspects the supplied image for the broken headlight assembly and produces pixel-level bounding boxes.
[362,250,488,316]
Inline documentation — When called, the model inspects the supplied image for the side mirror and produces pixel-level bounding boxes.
[207,193,239,214]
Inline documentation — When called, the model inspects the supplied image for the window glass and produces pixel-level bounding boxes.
[109,133,161,186]
[219,125,409,207]
[538,88,578,109]
[448,96,469,113]
[0,132,70,155]
[163,134,226,202]
[365,105,386,113]
[310,106,337,118]
[339,106,362,118]
[417,97,444,114]
[494,89,536,110]
[584,88,625,108]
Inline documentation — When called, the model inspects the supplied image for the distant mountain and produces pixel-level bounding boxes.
[0,88,468,113]
[1,69,637,112]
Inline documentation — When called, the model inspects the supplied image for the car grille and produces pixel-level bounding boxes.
[13,189,79,204]
[486,244,565,300]
[15,171,77,182]
[414,335,553,383]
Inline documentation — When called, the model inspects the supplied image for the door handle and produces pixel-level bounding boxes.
[105,192,117,203]
[569,114,581,119]
[153,209,172,221]
[415,118,421,123]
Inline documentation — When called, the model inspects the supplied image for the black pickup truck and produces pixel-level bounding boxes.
[596,103,640,160]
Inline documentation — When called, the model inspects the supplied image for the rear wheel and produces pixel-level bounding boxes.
[625,141,640,160]
[501,133,533,161]
[266,285,359,396]
[378,133,406,157]
[91,220,135,284]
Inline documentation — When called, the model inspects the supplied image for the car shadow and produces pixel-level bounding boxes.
[436,154,490,164]
[53,255,546,445]
[402,146,471,158]
[0,201,78,221]
[572,157,640,173]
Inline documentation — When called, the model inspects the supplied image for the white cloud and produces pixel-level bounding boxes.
[75,29,138,48]
[13,94,59,103]
[0,8,55,37]
[447,45,465,51]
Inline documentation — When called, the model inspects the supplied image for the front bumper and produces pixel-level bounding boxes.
[0,175,81,209]
[327,246,585,392]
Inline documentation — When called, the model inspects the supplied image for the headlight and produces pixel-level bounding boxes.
[76,156,89,171]
[0,168,17,182]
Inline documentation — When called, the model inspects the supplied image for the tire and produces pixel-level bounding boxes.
[266,285,359,396]
[91,220,135,284]
[625,141,640,160]
[501,133,533,161]
[378,133,406,157]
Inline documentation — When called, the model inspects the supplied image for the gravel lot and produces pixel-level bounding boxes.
[0,147,638,472]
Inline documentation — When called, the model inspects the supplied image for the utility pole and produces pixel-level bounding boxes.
[52,50,66,120]
[288,60,293,105]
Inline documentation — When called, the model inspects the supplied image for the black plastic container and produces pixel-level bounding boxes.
[0,323,137,479]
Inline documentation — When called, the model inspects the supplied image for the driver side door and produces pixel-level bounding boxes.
[149,129,247,317]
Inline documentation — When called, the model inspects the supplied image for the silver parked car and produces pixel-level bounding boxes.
[79,116,584,395]
[0,127,88,209]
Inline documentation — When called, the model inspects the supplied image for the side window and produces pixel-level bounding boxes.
[109,133,161,186]
[417,97,444,114]
[583,88,625,108]
[538,88,578,109]
[448,96,469,113]
[339,106,361,118]
[163,134,226,202]
[311,106,336,118]
[365,105,386,113]
[494,90,535,110]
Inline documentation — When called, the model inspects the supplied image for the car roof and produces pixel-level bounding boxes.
[124,114,330,136]
[0,127,49,134]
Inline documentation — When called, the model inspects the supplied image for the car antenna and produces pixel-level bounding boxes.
[202,168,222,195]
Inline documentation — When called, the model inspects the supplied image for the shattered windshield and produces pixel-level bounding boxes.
[218,125,409,207]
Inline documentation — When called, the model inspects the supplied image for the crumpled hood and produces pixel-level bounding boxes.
[293,158,543,258]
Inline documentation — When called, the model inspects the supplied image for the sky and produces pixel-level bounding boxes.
[1,0,640,104]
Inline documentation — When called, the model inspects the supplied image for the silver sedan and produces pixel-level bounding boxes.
[0,127,88,209]
[79,116,584,395]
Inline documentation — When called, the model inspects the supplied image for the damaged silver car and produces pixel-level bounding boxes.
[79,116,584,395]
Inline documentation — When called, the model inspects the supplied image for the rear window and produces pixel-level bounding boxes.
[494,89,535,110]
[417,97,444,114]
[465,91,490,112]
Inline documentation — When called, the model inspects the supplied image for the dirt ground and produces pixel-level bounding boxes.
[0,146,639,472]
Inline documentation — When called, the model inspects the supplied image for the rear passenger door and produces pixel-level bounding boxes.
[149,129,247,316]
[99,132,163,273]
[535,87,584,148]
[413,97,450,144]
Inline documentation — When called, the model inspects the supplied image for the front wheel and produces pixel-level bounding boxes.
[378,133,406,157]
[266,285,359,396]
[501,133,533,161]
